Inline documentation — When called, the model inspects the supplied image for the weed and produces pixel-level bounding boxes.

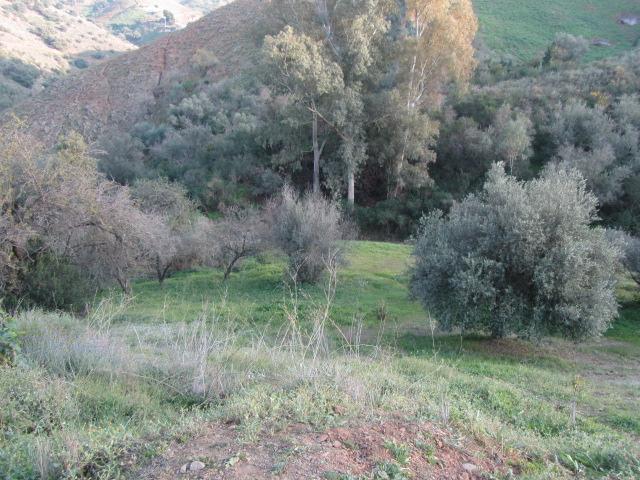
[384,439,410,465]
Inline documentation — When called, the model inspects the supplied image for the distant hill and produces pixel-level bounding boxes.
[0,1,134,72]
[4,0,264,144]
[76,0,234,45]
[0,0,135,110]
[0,0,233,112]
[474,0,640,61]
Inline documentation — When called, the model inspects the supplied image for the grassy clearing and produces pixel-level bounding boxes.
[1,241,639,479]
[119,242,424,329]
[474,0,640,61]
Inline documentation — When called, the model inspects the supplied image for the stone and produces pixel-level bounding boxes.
[180,461,206,473]
[462,462,478,473]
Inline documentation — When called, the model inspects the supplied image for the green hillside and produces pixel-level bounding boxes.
[475,0,640,60]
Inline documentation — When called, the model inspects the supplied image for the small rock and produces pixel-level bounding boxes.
[332,440,342,448]
[318,434,329,442]
[180,461,206,473]
[462,463,478,473]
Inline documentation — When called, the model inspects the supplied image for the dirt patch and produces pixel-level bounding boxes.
[136,417,520,479]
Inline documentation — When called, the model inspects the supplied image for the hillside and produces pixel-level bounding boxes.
[2,242,639,478]
[475,0,640,61]
[77,0,234,45]
[0,0,134,72]
[4,0,264,144]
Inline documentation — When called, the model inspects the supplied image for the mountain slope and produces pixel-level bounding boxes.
[0,0,135,72]
[5,0,264,144]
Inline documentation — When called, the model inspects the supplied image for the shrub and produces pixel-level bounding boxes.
[606,230,640,285]
[267,186,347,283]
[0,310,20,366]
[12,251,95,313]
[411,163,620,340]
[543,33,589,66]
[72,58,89,69]
[0,58,40,89]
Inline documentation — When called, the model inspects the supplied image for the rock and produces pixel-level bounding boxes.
[180,461,206,473]
[318,434,329,442]
[462,463,478,473]
[332,440,342,448]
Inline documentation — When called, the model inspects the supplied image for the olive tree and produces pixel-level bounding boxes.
[411,163,620,340]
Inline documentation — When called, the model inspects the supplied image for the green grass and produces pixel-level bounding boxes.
[474,0,640,61]
[2,241,639,478]
[120,241,425,329]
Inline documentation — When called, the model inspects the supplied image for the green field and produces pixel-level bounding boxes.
[474,0,640,61]
[2,242,639,478]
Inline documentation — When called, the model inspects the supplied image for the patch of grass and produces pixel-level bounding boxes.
[474,0,640,61]
[118,241,424,329]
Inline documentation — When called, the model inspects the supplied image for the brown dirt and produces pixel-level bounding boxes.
[136,417,520,479]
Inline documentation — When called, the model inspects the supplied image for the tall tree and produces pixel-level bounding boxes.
[261,26,345,195]
[387,0,478,196]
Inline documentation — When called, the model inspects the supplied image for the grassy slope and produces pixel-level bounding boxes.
[121,242,640,474]
[474,0,640,61]
[2,242,639,478]
[121,242,424,328]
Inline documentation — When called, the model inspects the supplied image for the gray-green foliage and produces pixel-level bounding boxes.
[543,33,589,66]
[268,186,346,283]
[607,229,640,285]
[411,163,620,340]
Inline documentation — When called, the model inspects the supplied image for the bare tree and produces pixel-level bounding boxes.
[212,207,266,281]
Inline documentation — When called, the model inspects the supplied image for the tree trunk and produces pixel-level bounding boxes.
[347,167,355,207]
[312,110,320,194]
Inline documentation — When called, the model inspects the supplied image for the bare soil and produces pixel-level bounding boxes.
[136,417,520,479]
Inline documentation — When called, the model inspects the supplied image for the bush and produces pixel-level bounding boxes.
[17,252,96,313]
[607,230,640,285]
[411,163,620,340]
[72,58,89,69]
[543,33,589,66]
[267,186,347,283]
[0,311,20,366]
[0,58,40,89]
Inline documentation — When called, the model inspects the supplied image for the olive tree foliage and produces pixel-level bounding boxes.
[267,186,347,283]
[0,124,164,307]
[411,163,620,341]
[489,104,533,176]
[548,100,640,206]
